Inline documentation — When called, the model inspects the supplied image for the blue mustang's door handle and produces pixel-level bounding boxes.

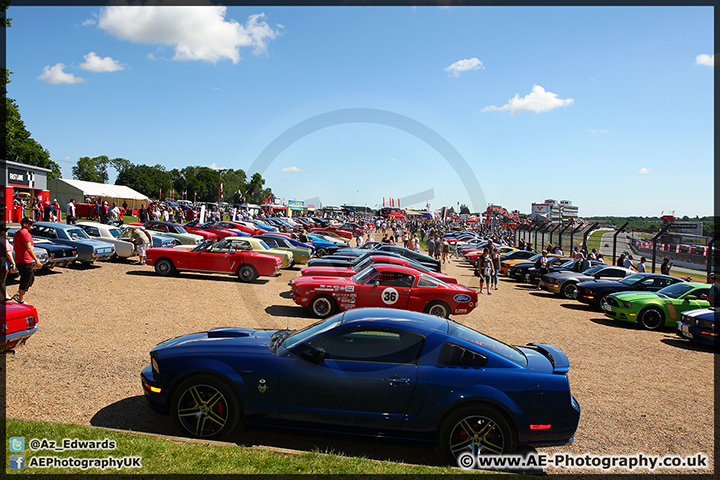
[386,375,411,386]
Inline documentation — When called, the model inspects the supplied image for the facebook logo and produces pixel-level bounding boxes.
[9,437,25,452]
[9,455,25,470]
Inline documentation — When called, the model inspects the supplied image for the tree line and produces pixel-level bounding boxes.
[71,156,273,205]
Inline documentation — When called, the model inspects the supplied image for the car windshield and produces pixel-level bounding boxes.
[559,260,576,269]
[657,283,696,299]
[354,257,373,271]
[107,228,121,238]
[447,323,527,366]
[352,265,378,285]
[258,240,272,250]
[174,225,188,234]
[66,228,90,240]
[192,240,215,252]
[280,314,345,352]
[619,274,645,286]
[582,265,607,275]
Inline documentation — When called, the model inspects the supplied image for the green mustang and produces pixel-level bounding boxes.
[602,282,711,330]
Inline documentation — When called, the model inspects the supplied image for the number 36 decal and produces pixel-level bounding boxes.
[381,287,399,305]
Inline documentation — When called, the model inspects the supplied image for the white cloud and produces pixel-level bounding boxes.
[96,6,280,64]
[482,85,574,115]
[588,129,609,134]
[444,57,484,77]
[37,64,85,84]
[695,53,714,66]
[80,52,124,72]
[637,167,652,174]
[82,18,96,27]
[282,166,303,172]
[390,158,403,162]
[207,163,227,170]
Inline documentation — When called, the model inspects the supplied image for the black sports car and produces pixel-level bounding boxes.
[539,265,635,299]
[576,273,685,310]
[508,257,572,283]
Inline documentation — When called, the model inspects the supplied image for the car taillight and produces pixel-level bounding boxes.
[26,316,36,329]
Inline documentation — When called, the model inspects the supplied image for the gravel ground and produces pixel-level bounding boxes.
[5,243,715,474]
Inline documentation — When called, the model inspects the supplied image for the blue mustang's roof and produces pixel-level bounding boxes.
[340,308,450,334]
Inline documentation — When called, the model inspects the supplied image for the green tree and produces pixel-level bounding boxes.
[116,164,172,199]
[72,156,109,183]
[3,98,61,179]
[459,204,470,215]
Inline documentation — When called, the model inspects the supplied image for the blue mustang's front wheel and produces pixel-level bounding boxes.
[171,374,241,439]
[439,404,515,466]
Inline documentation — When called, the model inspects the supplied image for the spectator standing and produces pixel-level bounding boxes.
[100,202,109,224]
[637,256,647,273]
[42,201,53,222]
[427,237,436,258]
[660,257,672,276]
[66,199,76,224]
[139,204,148,223]
[624,255,636,271]
[490,247,501,290]
[617,253,626,267]
[52,199,61,222]
[538,250,550,290]
[441,238,450,263]
[479,249,494,295]
[109,203,120,223]
[1,226,15,301]
[12,217,39,304]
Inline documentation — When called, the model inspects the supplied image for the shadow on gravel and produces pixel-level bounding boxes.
[278,291,293,299]
[124,270,269,285]
[68,262,103,271]
[559,303,595,312]
[93,396,547,474]
[265,305,312,318]
[588,318,637,330]
[660,337,716,353]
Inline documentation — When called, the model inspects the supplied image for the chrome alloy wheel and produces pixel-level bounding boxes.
[176,384,229,437]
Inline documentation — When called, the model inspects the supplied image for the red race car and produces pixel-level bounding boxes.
[2,302,39,352]
[290,263,477,319]
[145,238,282,282]
[300,254,459,284]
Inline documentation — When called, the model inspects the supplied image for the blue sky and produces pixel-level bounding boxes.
[6,4,714,217]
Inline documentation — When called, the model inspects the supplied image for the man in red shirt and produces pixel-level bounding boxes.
[12,217,39,304]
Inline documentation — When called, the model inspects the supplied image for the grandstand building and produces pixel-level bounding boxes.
[530,199,578,224]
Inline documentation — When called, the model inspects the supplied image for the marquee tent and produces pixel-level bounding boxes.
[49,178,149,214]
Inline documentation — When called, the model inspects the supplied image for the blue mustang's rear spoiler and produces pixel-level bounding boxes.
[528,343,570,374]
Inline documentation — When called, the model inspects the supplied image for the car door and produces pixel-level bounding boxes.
[278,328,422,433]
[357,271,413,309]
[188,241,233,272]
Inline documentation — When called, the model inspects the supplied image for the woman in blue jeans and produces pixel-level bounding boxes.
[490,247,501,290]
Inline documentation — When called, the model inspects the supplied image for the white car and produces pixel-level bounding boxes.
[77,221,136,258]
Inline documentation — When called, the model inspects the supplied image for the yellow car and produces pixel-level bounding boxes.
[227,237,295,268]
[500,253,562,276]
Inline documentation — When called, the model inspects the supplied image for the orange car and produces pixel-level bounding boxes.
[500,253,563,276]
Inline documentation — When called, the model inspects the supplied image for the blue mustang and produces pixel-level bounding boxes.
[141,308,580,465]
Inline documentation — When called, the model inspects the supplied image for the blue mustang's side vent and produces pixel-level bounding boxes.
[207,328,253,338]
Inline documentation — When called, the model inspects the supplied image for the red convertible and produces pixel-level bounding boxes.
[146,239,282,282]
[2,303,39,352]
[290,264,478,319]
[300,254,459,284]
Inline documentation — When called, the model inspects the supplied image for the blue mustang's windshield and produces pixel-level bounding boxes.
[280,315,344,353]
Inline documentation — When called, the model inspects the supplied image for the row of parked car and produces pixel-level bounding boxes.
[471,237,716,348]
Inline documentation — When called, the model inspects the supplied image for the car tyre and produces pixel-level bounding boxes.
[438,404,516,466]
[638,307,665,331]
[237,265,258,283]
[561,282,577,300]
[171,374,241,439]
[310,295,337,318]
[595,295,609,311]
[425,301,451,318]
[154,258,176,276]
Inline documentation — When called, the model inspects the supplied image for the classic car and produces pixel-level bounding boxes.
[176,222,224,241]
[464,246,517,265]
[225,237,294,268]
[524,259,602,285]
[140,308,580,466]
[7,229,75,269]
[305,235,342,257]
[300,253,459,284]
[507,257,573,282]
[28,222,116,264]
[253,234,313,264]
[602,282,711,330]
[576,273,685,310]
[145,239,282,282]
[539,265,635,299]
[215,221,264,236]
[141,221,205,245]
[77,221,136,258]
[317,244,441,272]
[2,302,39,352]
[118,225,179,248]
[676,308,717,347]
[310,228,353,240]
[290,263,477,318]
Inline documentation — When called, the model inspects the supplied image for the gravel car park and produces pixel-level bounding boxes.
[3,243,713,473]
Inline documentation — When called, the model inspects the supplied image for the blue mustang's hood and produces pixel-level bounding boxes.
[153,328,277,353]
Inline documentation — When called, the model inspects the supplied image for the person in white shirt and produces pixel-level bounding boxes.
[636,256,646,273]
[66,199,76,225]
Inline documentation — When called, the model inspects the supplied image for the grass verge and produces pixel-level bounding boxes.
[5,418,470,474]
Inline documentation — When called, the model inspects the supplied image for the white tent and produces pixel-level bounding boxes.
[49,178,149,214]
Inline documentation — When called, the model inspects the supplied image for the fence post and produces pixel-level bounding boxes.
[612,222,629,266]
[650,224,670,273]
[558,223,572,251]
[581,222,599,256]
[570,224,584,254]
[707,233,720,278]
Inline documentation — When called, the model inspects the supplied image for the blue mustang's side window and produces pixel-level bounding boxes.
[321,330,424,365]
